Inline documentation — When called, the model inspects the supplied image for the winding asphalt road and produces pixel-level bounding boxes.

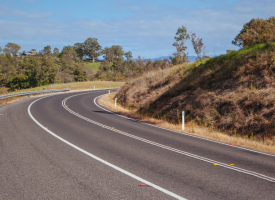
[0,89,275,200]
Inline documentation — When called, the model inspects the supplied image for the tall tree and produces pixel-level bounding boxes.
[173,26,190,62]
[102,47,115,62]
[103,47,115,62]
[60,46,77,60]
[191,33,204,60]
[232,17,275,48]
[111,45,124,60]
[74,43,84,60]
[83,38,102,63]
[53,48,60,57]
[125,51,133,61]
[42,45,52,55]
[31,49,36,52]
[103,45,125,62]
[0,47,2,54]
[3,42,21,56]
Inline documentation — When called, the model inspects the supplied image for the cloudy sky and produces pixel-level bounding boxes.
[0,0,274,58]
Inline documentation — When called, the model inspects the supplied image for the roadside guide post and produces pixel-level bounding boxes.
[182,111,185,130]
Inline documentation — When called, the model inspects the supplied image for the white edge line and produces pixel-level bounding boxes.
[94,93,275,158]
[28,95,187,200]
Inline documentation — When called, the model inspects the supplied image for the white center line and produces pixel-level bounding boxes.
[28,93,187,200]
[62,92,275,183]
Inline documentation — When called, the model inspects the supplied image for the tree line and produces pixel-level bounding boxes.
[73,38,133,63]
[1,16,272,91]
[0,38,171,91]
[0,44,91,91]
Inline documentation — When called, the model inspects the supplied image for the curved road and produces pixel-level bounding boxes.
[0,89,275,199]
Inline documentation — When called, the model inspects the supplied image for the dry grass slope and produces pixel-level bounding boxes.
[115,43,275,146]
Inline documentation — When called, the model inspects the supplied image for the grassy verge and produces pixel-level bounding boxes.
[0,81,125,105]
[99,93,275,155]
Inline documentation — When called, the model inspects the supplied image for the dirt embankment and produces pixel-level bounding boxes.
[116,44,275,142]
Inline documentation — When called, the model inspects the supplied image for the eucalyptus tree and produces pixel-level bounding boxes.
[74,43,84,60]
[111,45,124,60]
[191,33,204,60]
[53,48,60,57]
[83,38,102,63]
[3,42,21,56]
[124,51,133,61]
[173,26,190,62]
[42,45,52,55]
[103,47,115,62]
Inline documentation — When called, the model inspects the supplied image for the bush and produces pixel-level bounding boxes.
[233,17,275,48]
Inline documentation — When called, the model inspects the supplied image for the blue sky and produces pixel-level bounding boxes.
[0,0,274,58]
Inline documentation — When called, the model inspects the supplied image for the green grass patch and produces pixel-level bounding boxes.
[189,42,275,73]
[211,42,275,62]
[84,61,113,73]
[84,62,101,73]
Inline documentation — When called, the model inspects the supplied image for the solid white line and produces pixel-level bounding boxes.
[61,92,275,183]
[94,94,275,158]
[28,95,187,200]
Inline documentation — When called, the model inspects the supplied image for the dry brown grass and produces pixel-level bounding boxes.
[0,87,8,95]
[46,81,124,90]
[99,93,275,155]
[116,45,275,142]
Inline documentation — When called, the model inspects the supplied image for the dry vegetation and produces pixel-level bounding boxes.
[42,81,125,90]
[99,93,275,154]
[0,81,124,105]
[112,43,275,152]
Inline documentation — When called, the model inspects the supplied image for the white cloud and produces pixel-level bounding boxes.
[1,0,275,57]
[0,5,53,19]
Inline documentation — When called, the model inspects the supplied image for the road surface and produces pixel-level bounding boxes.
[0,89,274,199]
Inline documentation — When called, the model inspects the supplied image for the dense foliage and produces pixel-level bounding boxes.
[0,39,172,91]
[0,50,90,91]
[95,57,170,81]
[232,17,275,48]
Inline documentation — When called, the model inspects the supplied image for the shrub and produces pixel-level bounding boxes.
[232,17,275,48]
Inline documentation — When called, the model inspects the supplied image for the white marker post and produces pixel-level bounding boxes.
[94,86,95,90]
[109,90,110,94]
[182,111,185,131]
[115,98,117,107]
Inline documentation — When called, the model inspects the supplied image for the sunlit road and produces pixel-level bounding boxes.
[0,89,274,199]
